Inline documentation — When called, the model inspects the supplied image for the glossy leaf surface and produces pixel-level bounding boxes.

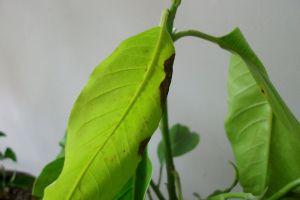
[224,30,300,196]
[43,26,175,200]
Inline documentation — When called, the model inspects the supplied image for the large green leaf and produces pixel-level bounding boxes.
[43,26,175,199]
[157,123,199,164]
[223,29,300,197]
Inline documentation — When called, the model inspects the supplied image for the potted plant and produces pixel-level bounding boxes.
[3,0,299,199]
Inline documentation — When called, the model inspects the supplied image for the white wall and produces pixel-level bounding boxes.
[0,0,299,198]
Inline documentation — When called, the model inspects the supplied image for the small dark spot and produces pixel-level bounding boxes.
[138,137,150,156]
[159,53,175,107]
[261,89,265,94]
[123,149,126,153]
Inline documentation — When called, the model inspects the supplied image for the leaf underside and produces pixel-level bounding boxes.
[43,27,174,200]
[223,29,300,197]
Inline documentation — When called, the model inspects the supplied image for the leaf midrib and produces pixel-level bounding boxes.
[67,27,167,199]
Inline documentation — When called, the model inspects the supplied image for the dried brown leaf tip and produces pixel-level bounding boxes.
[160,53,175,107]
[138,137,150,156]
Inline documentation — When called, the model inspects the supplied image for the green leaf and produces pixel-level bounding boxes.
[33,132,66,198]
[223,29,300,197]
[158,123,200,164]
[4,148,17,162]
[32,157,65,198]
[114,151,152,200]
[114,178,134,200]
[0,131,6,137]
[133,150,152,200]
[59,132,67,149]
[57,133,67,158]
[43,26,175,200]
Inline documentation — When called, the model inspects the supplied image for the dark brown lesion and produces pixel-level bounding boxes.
[159,53,175,107]
[138,137,150,156]
[261,89,265,95]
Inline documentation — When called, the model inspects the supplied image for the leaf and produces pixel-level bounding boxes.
[223,29,300,197]
[114,150,152,200]
[158,123,200,164]
[114,178,134,200]
[4,148,17,162]
[57,133,67,158]
[32,157,65,198]
[43,26,175,200]
[0,131,6,137]
[133,150,152,200]
[33,133,66,198]
[59,132,67,149]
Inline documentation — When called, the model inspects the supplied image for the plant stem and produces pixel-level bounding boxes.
[150,180,166,200]
[266,178,300,200]
[174,170,183,200]
[157,165,163,187]
[157,0,183,199]
[147,189,154,200]
[208,192,255,200]
[172,30,220,44]
[160,103,178,200]
[167,0,181,33]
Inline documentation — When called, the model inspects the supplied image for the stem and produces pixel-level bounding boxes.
[150,180,166,200]
[266,179,300,200]
[174,170,183,200]
[172,30,220,44]
[208,192,255,200]
[158,0,183,198]
[160,103,177,200]
[147,189,154,200]
[157,165,163,187]
[167,0,181,34]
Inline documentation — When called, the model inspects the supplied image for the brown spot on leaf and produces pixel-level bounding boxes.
[261,89,265,94]
[138,137,150,156]
[160,53,175,107]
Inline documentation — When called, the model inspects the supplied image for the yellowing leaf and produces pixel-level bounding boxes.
[43,26,175,200]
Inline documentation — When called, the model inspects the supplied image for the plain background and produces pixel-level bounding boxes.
[0,0,299,198]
